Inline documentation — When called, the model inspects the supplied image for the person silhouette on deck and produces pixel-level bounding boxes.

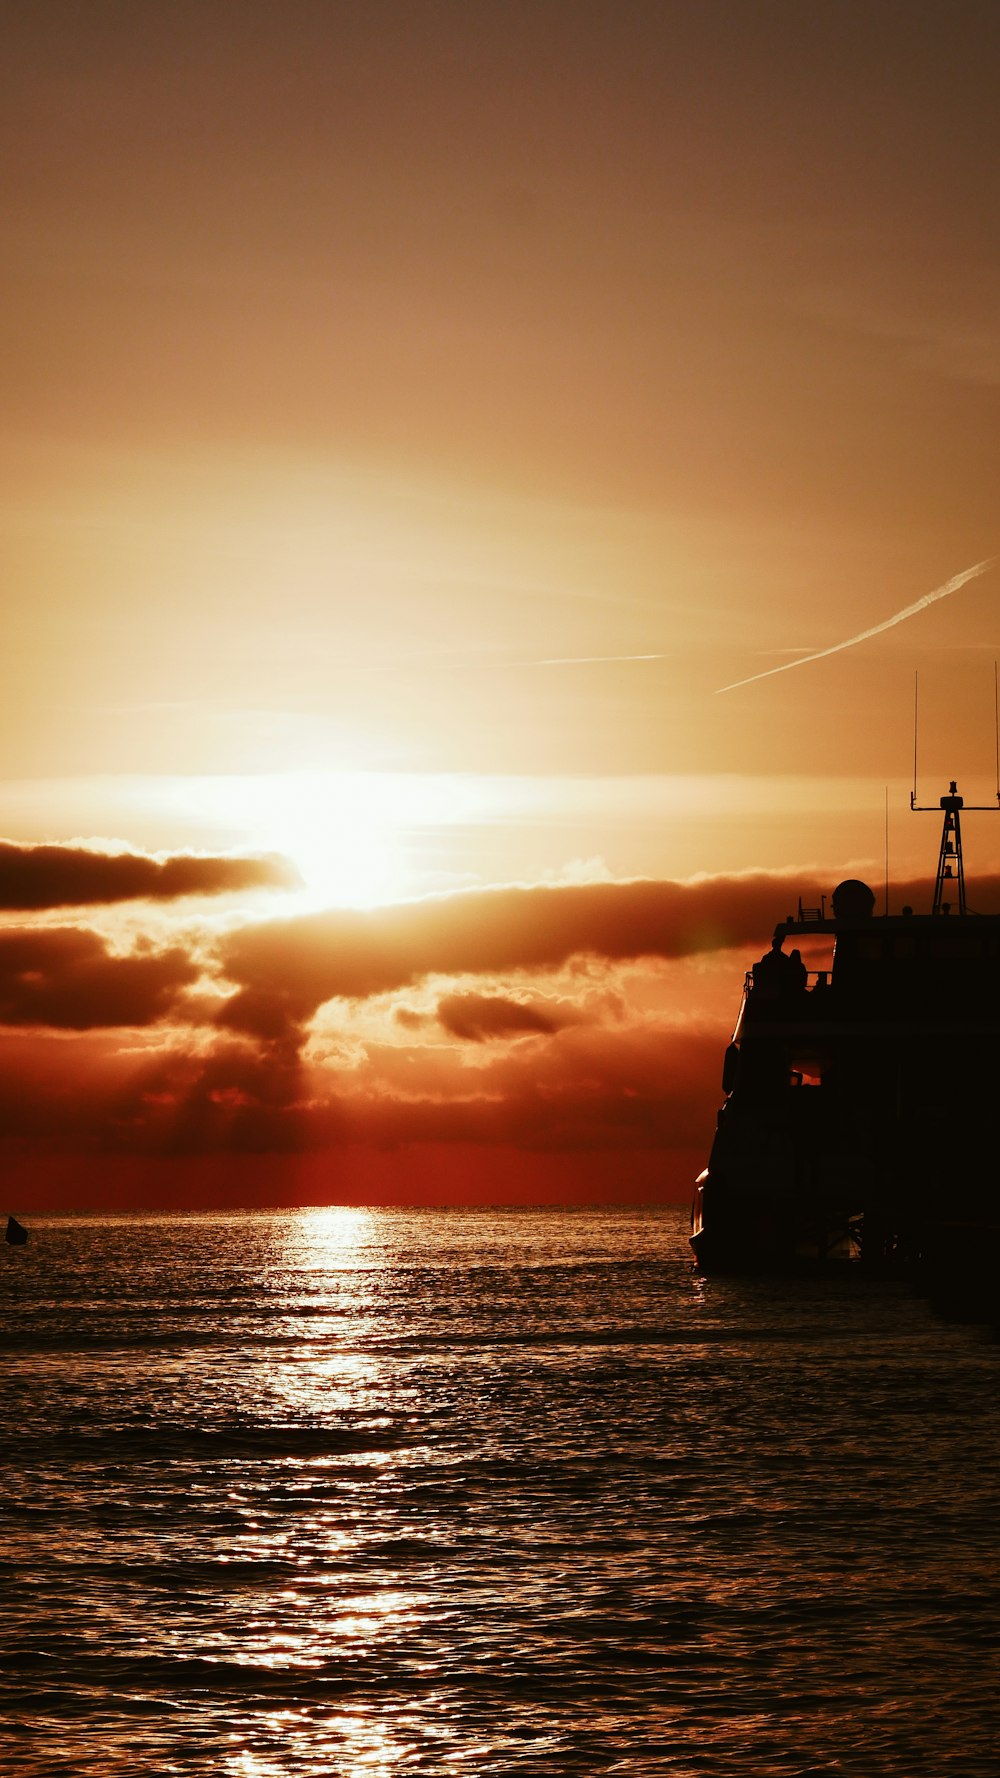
[752,937,803,999]
[787,948,807,991]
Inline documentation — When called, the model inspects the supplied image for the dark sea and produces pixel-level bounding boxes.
[2,1207,999,1777]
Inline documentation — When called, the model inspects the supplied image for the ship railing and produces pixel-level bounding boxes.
[743,966,830,1009]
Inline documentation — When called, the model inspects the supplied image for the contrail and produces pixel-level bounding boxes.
[716,558,995,693]
[527,652,669,667]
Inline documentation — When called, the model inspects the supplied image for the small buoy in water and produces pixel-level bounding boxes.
[5,1216,28,1246]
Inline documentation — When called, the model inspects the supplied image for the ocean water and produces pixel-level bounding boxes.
[2,1207,999,1777]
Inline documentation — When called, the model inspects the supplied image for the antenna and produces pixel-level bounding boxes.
[884,785,889,917]
[994,659,999,803]
[911,670,919,809]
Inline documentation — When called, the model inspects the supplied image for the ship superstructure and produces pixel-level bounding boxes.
[691,783,1000,1272]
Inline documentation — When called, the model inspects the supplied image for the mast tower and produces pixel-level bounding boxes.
[931,782,965,915]
[910,779,1000,915]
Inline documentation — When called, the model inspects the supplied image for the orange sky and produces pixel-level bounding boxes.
[3,2,1000,1209]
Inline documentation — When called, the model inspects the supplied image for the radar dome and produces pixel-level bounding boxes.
[831,879,876,922]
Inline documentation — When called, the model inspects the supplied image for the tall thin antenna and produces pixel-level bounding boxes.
[911,669,919,808]
[982,661,989,807]
[884,786,889,916]
[994,659,999,804]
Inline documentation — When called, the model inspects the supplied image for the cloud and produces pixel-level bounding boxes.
[216,870,804,1044]
[435,990,581,1041]
[11,861,1000,1197]
[0,1012,719,1164]
[0,926,198,1029]
[0,1030,305,1160]
[393,1004,427,1031]
[0,875,670,1041]
[323,1022,721,1153]
[11,865,1000,1042]
[0,839,298,909]
[108,1037,305,1155]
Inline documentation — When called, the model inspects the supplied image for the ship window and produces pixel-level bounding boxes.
[790,1057,824,1087]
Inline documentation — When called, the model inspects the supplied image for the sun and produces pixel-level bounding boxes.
[261,773,411,909]
[156,769,479,909]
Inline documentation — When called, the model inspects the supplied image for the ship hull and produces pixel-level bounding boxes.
[690,1170,860,1274]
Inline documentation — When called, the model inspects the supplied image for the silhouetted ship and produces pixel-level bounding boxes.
[691,781,1000,1281]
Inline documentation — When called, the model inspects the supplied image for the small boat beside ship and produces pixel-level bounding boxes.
[692,781,1000,1277]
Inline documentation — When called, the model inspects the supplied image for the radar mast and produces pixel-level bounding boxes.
[909,667,1000,914]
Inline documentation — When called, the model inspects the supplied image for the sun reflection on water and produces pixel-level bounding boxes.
[217,1202,431,1776]
[223,1704,422,1776]
[294,1206,376,1269]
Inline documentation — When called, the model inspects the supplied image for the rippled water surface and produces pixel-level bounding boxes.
[2,1206,999,1775]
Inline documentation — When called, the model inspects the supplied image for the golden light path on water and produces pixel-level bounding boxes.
[219,1208,432,1776]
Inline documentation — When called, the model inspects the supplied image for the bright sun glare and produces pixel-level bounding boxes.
[161,770,479,910]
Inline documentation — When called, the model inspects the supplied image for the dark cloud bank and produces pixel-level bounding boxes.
[0,927,197,1029]
[5,866,990,1039]
[0,839,297,908]
[217,870,807,1040]
[6,865,990,1200]
[218,868,985,1042]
